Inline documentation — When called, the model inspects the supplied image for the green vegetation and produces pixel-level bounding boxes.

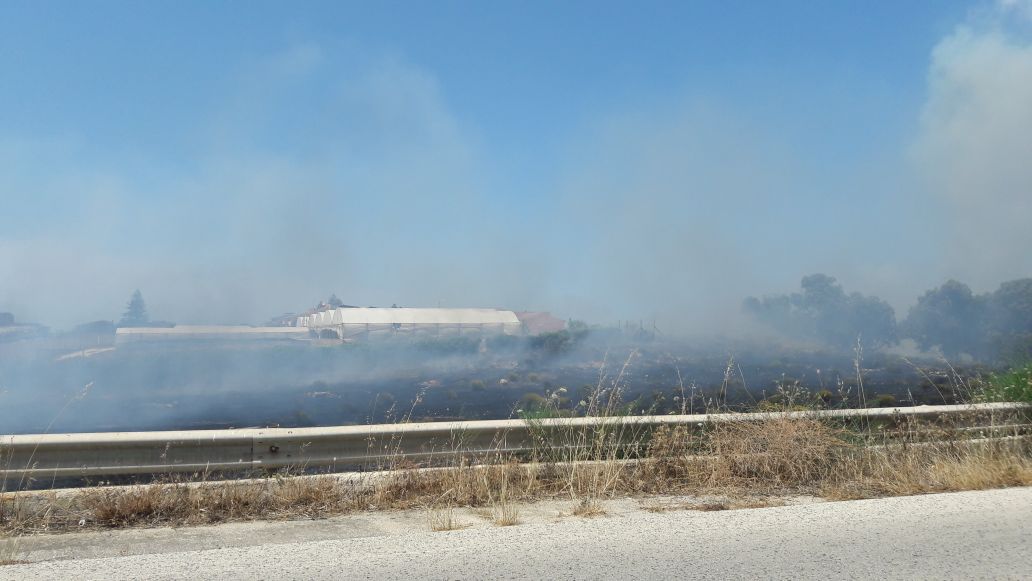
[978,361,1032,403]
[518,392,548,416]
[746,274,1032,362]
[874,394,897,407]
[744,274,897,349]
[118,289,149,327]
[527,320,589,355]
[905,279,1032,361]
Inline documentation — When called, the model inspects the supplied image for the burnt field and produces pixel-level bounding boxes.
[0,333,984,434]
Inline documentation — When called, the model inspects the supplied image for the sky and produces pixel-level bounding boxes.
[1,0,1031,331]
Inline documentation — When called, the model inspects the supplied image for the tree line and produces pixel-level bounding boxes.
[744,274,1032,362]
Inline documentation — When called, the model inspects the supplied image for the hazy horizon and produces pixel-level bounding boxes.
[3,1,1032,333]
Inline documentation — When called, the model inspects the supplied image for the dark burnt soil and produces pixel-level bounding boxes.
[0,336,981,434]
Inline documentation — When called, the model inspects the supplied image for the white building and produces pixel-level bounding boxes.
[298,308,522,339]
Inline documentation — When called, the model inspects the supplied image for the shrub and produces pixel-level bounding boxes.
[529,330,582,355]
[519,392,547,410]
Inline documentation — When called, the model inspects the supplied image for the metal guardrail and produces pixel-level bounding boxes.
[1,403,1028,481]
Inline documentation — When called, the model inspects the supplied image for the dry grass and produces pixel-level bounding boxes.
[0,473,369,535]
[1,416,1030,537]
[523,352,648,511]
[0,536,25,566]
[822,439,1032,499]
[711,418,844,483]
[569,497,605,517]
[641,497,786,513]
[693,498,787,511]
[492,500,520,526]
[490,477,520,526]
[632,418,846,494]
[426,505,467,532]
[0,560,29,566]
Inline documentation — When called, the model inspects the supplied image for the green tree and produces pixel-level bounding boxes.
[744,274,897,349]
[986,278,1032,361]
[902,280,985,359]
[119,290,150,327]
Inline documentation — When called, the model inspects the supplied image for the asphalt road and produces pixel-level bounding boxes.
[4,487,1031,580]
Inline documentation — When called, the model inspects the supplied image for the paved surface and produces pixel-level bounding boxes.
[3,488,1031,580]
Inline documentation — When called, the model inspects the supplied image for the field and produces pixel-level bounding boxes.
[2,333,1029,541]
[0,332,985,434]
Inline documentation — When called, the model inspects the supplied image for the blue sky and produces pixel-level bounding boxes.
[2,1,1031,330]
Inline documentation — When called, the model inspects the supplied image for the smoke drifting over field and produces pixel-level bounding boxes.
[0,2,1030,332]
[2,3,1032,436]
[0,331,965,435]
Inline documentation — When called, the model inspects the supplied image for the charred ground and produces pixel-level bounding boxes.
[0,331,979,434]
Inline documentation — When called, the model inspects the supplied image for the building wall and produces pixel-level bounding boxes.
[115,326,311,343]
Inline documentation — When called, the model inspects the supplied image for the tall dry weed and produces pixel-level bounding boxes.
[707,418,845,487]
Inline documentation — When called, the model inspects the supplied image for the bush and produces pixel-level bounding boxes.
[529,329,586,355]
[875,394,897,408]
[519,392,547,412]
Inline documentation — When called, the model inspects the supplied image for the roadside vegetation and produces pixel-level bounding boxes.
[1,414,1028,537]
[2,353,1030,538]
[976,361,1032,404]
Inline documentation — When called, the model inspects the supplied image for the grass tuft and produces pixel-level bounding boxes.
[0,536,25,566]
[426,505,467,532]
[570,497,605,517]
